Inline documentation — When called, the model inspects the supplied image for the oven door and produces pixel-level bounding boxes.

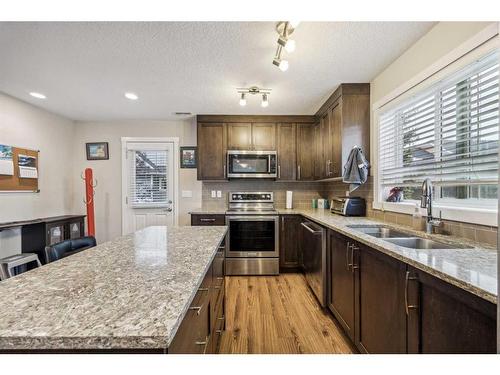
[226,215,279,258]
[227,151,277,178]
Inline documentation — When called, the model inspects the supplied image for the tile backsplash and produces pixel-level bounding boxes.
[201,177,497,247]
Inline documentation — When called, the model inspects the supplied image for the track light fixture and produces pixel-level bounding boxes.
[237,86,271,107]
[272,21,299,71]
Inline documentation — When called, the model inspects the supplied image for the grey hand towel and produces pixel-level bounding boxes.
[342,146,370,192]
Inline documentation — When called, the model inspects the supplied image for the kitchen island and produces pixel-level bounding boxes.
[0,225,227,353]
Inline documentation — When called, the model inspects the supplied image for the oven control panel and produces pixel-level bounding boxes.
[229,192,273,202]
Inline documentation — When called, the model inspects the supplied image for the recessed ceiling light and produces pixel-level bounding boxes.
[124,92,138,100]
[29,92,46,99]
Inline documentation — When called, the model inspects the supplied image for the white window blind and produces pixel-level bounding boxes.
[128,149,169,207]
[379,52,499,196]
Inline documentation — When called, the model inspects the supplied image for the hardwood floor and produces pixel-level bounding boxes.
[219,273,356,354]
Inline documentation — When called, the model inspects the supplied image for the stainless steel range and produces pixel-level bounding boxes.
[225,192,279,275]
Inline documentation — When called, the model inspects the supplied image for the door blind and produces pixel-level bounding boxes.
[128,149,169,207]
[379,52,499,188]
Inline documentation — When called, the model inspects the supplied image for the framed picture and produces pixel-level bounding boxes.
[180,146,197,168]
[86,142,109,160]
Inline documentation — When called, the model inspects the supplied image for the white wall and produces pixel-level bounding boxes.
[0,93,75,257]
[72,119,201,243]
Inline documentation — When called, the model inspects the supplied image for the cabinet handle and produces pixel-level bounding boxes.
[281,216,284,232]
[278,165,281,179]
[223,164,226,178]
[350,245,359,273]
[215,330,223,335]
[189,305,203,315]
[198,287,209,292]
[405,271,419,315]
[328,160,333,176]
[346,242,351,270]
[195,338,209,354]
[217,316,225,321]
[297,165,301,180]
[216,277,224,281]
[200,218,216,222]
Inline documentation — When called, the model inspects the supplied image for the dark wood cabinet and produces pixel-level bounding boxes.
[406,266,497,354]
[169,236,226,354]
[313,122,322,180]
[252,123,276,151]
[279,215,302,271]
[354,243,407,353]
[227,122,252,150]
[328,230,356,341]
[197,122,227,180]
[315,84,370,180]
[276,123,296,180]
[296,123,315,181]
[327,227,497,354]
[196,116,315,181]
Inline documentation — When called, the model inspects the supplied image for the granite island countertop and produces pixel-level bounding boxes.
[0,225,227,352]
[190,207,497,303]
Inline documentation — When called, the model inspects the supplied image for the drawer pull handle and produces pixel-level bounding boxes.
[216,277,224,281]
[217,316,225,321]
[198,288,209,292]
[214,286,221,290]
[200,218,216,222]
[195,341,207,345]
[215,330,223,335]
[189,306,203,315]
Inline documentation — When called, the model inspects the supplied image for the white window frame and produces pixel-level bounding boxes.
[372,32,500,227]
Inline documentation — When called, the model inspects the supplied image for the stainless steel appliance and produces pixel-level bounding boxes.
[330,196,366,216]
[301,220,327,307]
[225,192,279,275]
[227,150,277,179]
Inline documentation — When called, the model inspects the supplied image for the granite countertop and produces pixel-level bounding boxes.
[0,225,227,351]
[190,207,497,303]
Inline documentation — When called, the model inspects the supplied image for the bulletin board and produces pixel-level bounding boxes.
[0,145,39,192]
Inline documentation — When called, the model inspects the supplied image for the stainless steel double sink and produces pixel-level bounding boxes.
[347,225,471,250]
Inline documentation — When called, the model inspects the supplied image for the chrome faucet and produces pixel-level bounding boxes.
[420,178,442,234]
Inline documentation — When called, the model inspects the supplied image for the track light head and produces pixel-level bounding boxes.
[277,37,296,53]
[273,58,289,72]
[261,93,269,108]
[239,93,247,106]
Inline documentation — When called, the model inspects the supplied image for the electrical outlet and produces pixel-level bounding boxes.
[217,190,222,198]
[211,190,216,198]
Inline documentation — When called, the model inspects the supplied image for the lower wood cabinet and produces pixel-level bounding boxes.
[169,236,226,354]
[406,266,497,354]
[327,229,497,354]
[355,243,407,353]
[328,230,355,341]
[279,215,302,271]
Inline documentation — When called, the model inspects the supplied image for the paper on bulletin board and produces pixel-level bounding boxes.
[0,144,14,176]
[18,154,38,179]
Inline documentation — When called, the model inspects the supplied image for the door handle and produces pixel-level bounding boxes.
[301,222,322,234]
[164,207,173,212]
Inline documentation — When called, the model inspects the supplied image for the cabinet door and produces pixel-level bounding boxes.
[354,244,407,353]
[296,123,315,181]
[330,103,342,177]
[227,123,252,150]
[252,123,276,151]
[320,112,332,179]
[68,218,84,239]
[197,123,227,180]
[406,266,497,354]
[279,215,301,270]
[328,231,355,340]
[313,122,322,180]
[276,123,296,180]
[46,222,65,245]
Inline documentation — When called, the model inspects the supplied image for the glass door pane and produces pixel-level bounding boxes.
[229,220,275,252]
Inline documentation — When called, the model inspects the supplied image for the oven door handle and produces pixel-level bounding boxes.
[226,216,278,222]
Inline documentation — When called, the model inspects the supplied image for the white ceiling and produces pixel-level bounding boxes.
[0,22,435,121]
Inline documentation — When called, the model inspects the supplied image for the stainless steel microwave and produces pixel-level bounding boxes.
[227,150,277,178]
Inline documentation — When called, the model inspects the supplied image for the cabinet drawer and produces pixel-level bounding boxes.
[191,214,225,226]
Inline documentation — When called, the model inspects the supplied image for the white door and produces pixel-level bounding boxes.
[122,140,176,235]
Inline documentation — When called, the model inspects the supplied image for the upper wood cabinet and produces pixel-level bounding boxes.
[227,123,252,150]
[315,83,370,179]
[197,122,227,180]
[252,123,276,150]
[276,123,296,181]
[296,123,315,181]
